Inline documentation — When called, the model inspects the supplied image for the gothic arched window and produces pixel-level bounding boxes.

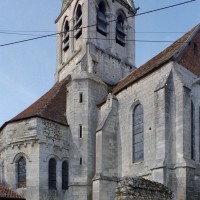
[116,14,126,46]
[63,20,69,52]
[191,101,195,160]
[62,161,69,190]
[49,158,57,190]
[97,2,108,36]
[18,157,26,188]
[132,104,144,162]
[74,4,82,39]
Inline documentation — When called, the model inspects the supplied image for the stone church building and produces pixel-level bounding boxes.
[0,0,200,199]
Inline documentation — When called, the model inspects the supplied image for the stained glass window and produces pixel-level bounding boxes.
[133,104,144,162]
[18,157,26,188]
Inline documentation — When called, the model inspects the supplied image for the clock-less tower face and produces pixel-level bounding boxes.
[55,0,136,85]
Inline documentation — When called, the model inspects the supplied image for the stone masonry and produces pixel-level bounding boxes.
[115,177,173,200]
[1,1,200,200]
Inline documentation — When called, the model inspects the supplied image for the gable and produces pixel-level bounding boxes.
[177,30,200,77]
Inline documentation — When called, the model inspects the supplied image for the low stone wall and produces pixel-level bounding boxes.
[115,177,173,200]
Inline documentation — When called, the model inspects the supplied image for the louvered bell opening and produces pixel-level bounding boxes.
[74,16,82,39]
[97,12,108,36]
[63,32,69,52]
[116,24,126,46]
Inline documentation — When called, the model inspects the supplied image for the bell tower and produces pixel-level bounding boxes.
[55,0,137,85]
[54,1,137,200]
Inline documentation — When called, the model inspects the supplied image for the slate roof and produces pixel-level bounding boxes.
[112,23,200,95]
[0,184,25,199]
[1,76,71,130]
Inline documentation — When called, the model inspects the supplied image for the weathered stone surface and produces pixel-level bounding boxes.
[115,177,173,200]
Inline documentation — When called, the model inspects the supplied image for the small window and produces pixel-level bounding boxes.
[116,15,126,46]
[18,157,26,188]
[63,20,69,52]
[62,161,68,190]
[80,157,82,165]
[79,125,83,138]
[49,158,57,190]
[74,5,82,39]
[97,2,108,36]
[191,101,195,160]
[79,93,83,103]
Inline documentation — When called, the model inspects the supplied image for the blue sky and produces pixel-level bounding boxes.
[0,0,199,126]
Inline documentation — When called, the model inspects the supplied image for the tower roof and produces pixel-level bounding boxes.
[61,0,135,10]
[1,76,71,130]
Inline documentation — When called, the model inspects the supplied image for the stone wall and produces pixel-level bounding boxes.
[115,177,173,200]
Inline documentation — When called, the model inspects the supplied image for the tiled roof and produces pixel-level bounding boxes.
[112,24,200,95]
[1,76,71,130]
[0,184,25,199]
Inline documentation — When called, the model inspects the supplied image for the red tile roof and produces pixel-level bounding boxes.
[112,24,200,95]
[0,184,25,199]
[1,75,71,130]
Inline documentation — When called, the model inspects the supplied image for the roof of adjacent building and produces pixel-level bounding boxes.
[111,23,200,95]
[0,184,25,199]
[0,76,71,130]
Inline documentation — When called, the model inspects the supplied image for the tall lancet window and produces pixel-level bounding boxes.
[62,161,69,190]
[49,158,57,190]
[116,14,126,46]
[191,101,195,160]
[97,2,108,36]
[18,157,26,188]
[63,20,69,52]
[74,4,82,39]
[132,104,144,162]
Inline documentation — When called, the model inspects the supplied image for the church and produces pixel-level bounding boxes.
[0,0,200,199]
